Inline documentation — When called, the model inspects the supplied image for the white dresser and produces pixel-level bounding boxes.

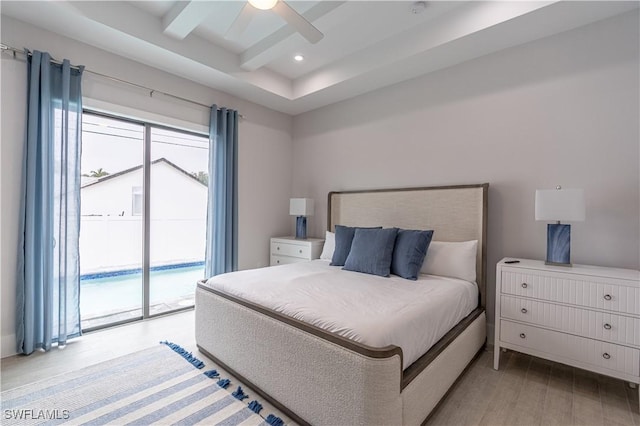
[270,236,324,266]
[494,258,640,391]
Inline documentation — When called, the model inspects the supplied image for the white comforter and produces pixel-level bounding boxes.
[203,260,478,369]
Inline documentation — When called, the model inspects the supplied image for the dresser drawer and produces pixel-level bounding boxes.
[501,270,640,315]
[270,255,307,266]
[500,320,640,378]
[501,295,640,347]
[271,242,311,259]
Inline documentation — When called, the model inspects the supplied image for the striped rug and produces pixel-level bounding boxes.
[1,342,283,426]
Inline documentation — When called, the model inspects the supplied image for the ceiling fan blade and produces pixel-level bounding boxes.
[225,3,256,40]
[272,1,324,44]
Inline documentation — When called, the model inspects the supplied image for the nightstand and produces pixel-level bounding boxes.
[494,258,640,402]
[270,236,324,266]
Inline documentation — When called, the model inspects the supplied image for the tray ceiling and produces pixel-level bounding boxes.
[1,1,637,115]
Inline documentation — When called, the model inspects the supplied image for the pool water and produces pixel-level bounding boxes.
[80,265,205,318]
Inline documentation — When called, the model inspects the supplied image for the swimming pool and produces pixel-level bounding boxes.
[80,263,205,328]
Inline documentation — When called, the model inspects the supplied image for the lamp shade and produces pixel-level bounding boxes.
[289,198,314,216]
[535,188,585,222]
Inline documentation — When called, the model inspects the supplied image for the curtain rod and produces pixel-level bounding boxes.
[1,43,245,119]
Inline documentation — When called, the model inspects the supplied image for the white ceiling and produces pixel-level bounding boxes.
[1,1,638,115]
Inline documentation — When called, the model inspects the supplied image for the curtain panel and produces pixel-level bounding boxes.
[205,105,239,278]
[17,51,84,354]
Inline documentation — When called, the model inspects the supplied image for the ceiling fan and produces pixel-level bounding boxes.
[226,0,324,44]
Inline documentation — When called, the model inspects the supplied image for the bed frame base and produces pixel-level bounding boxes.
[403,311,486,425]
[196,344,311,426]
[195,286,486,425]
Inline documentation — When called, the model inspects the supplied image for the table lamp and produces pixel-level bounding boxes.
[535,186,585,266]
[290,198,314,239]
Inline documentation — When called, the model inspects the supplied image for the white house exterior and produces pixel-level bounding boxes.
[80,158,207,274]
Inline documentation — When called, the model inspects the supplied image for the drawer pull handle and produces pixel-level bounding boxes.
[521,283,528,289]
[603,323,612,330]
[603,294,612,301]
[299,249,303,254]
[521,308,528,314]
[602,353,611,360]
[519,333,526,339]
[276,246,280,251]
[276,260,280,264]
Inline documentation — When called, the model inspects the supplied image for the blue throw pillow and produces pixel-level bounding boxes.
[343,228,399,277]
[391,229,434,280]
[330,225,381,266]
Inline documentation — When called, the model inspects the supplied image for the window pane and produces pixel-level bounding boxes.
[132,186,143,216]
[79,114,144,329]
[149,127,208,315]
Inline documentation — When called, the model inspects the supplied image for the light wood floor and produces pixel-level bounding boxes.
[427,349,639,426]
[2,311,638,426]
[1,310,295,425]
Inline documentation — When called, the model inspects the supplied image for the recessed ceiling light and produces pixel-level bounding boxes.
[294,55,304,62]
[248,0,277,10]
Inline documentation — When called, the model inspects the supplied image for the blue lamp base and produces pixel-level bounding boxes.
[546,223,572,266]
[295,216,307,239]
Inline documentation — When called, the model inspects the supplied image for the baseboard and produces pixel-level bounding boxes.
[1,333,17,358]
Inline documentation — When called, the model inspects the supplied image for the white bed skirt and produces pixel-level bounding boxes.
[195,285,486,425]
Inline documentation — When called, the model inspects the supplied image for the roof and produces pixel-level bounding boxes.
[81,158,206,188]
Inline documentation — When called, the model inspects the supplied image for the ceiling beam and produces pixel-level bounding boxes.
[162,1,217,40]
[240,1,346,71]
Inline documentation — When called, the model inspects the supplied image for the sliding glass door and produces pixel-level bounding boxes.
[79,111,208,330]
[80,114,144,329]
[149,127,208,315]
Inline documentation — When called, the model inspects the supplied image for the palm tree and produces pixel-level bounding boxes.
[192,171,208,186]
[82,168,110,178]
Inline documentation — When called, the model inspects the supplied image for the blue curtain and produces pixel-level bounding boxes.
[205,105,238,277]
[16,51,84,354]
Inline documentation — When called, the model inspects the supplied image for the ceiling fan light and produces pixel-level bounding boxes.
[248,0,278,10]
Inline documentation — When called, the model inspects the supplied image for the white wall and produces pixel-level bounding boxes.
[0,16,293,356]
[292,11,640,342]
[80,161,208,273]
[0,52,27,358]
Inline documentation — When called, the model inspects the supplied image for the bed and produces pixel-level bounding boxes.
[195,184,488,425]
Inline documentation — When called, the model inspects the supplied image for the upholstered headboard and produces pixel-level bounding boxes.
[328,184,488,308]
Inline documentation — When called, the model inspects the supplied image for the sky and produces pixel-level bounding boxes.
[81,113,209,177]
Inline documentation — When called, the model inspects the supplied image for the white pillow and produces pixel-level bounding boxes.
[420,240,478,282]
[320,231,335,260]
